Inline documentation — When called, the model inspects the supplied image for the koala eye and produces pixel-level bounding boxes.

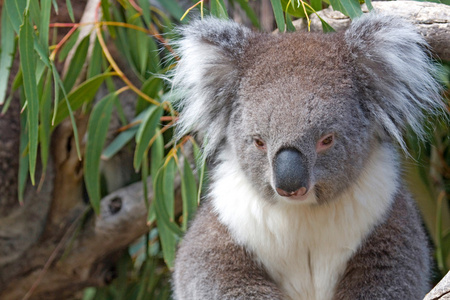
[253,137,267,151]
[316,134,334,153]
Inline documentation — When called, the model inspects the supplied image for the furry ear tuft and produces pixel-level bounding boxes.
[171,18,253,157]
[345,13,445,151]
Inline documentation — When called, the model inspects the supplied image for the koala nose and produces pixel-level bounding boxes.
[273,148,309,197]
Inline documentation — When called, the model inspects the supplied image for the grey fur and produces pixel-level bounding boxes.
[172,13,443,300]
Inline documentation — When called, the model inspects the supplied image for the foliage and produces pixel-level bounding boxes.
[0,0,448,298]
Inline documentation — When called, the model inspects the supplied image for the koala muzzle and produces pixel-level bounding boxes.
[273,148,309,197]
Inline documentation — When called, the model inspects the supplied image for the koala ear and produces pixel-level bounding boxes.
[345,13,444,150]
[172,18,253,157]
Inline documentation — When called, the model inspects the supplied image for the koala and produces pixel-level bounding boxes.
[171,13,444,300]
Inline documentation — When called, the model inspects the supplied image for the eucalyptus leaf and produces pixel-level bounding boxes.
[52,73,114,127]
[19,12,39,185]
[63,34,90,92]
[270,0,286,32]
[84,93,116,214]
[339,0,363,19]
[0,6,16,105]
[134,106,163,171]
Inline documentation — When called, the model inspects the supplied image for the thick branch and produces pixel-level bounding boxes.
[424,271,450,300]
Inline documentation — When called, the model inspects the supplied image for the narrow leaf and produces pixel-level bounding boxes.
[181,156,198,230]
[18,102,29,204]
[154,161,183,268]
[234,0,261,29]
[87,38,102,79]
[210,0,229,19]
[0,6,16,104]
[39,0,52,49]
[311,0,323,11]
[155,0,185,21]
[328,0,348,17]
[136,76,163,115]
[102,109,149,160]
[148,127,164,224]
[285,14,296,32]
[63,34,90,92]
[51,61,82,160]
[84,93,116,214]
[52,73,113,126]
[29,0,40,29]
[134,106,163,171]
[271,0,286,32]
[19,12,39,185]
[138,0,151,27]
[339,0,363,19]
[39,70,53,174]
[66,0,75,22]
[365,0,374,11]
[58,29,80,62]
[320,18,335,33]
[4,0,26,33]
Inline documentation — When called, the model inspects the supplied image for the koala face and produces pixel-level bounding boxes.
[173,15,442,205]
[227,34,375,204]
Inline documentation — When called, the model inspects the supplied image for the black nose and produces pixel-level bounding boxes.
[273,148,309,197]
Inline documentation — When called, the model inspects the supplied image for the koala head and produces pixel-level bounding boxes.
[172,14,443,204]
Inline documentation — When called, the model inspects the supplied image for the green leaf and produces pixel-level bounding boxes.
[181,156,198,230]
[153,160,183,268]
[58,29,80,62]
[52,0,59,14]
[39,70,53,175]
[339,0,363,19]
[18,101,29,204]
[19,12,39,185]
[234,0,260,29]
[0,6,16,105]
[328,0,348,16]
[125,6,148,78]
[138,0,151,27]
[280,0,312,18]
[320,17,335,33]
[102,128,137,160]
[51,61,82,160]
[311,0,323,11]
[63,34,90,92]
[66,0,75,22]
[210,0,229,19]
[270,0,286,32]
[87,38,102,79]
[39,0,52,48]
[142,155,150,210]
[102,109,149,160]
[155,0,185,21]
[28,0,40,29]
[148,127,164,224]
[136,76,163,115]
[4,0,26,33]
[134,105,163,171]
[193,141,208,202]
[285,13,296,32]
[84,93,116,214]
[146,37,160,77]
[52,73,114,126]
[150,129,164,186]
[365,0,373,10]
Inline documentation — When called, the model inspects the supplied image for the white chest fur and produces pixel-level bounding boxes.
[211,146,398,300]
